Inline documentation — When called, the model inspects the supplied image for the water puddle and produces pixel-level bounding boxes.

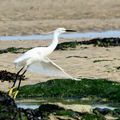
[17,103,39,109]
[16,100,116,110]
[0,30,120,40]
[92,104,115,110]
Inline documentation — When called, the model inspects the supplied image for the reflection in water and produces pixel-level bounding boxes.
[0,30,120,40]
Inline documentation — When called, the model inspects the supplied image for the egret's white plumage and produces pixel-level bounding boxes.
[14,28,77,80]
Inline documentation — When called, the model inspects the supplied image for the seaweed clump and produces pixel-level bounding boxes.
[0,70,26,82]
[55,37,120,50]
[0,47,32,54]
[18,78,120,103]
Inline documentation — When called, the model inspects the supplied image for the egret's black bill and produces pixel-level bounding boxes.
[66,30,76,32]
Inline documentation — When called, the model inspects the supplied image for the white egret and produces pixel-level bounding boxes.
[8,28,78,99]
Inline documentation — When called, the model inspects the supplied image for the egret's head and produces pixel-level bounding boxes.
[55,28,76,35]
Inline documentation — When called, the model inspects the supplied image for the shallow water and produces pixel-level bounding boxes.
[0,30,120,40]
[17,103,39,109]
[92,104,115,110]
[16,100,116,110]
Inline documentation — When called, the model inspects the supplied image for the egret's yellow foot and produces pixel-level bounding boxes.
[8,87,19,99]
[8,87,15,97]
[13,90,19,99]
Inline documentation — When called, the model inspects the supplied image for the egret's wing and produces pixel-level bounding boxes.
[14,54,30,68]
[28,57,76,80]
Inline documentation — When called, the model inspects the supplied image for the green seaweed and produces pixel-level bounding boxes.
[0,47,32,54]
[0,37,120,54]
[81,113,105,120]
[18,78,120,104]
[56,41,78,50]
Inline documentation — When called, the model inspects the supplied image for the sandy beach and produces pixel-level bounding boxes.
[0,0,120,91]
[0,0,120,35]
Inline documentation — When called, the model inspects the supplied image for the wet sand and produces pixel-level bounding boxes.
[0,0,120,35]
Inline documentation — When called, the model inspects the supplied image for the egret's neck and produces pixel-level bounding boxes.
[47,32,60,55]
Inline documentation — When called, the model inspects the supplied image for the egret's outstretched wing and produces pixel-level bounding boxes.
[28,57,76,80]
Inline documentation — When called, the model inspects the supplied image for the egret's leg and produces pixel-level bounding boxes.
[12,67,24,88]
[13,70,27,99]
[8,67,24,97]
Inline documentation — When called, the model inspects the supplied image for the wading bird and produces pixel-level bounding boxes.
[8,28,77,99]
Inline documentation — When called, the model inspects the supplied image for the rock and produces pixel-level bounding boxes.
[114,108,120,115]
[93,107,112,115]
[93,107,120,120]
[0,91,119,120]
[0,91,18,120]
[0,92,77,120]
[0,91,42,120]
[21,108,42,120]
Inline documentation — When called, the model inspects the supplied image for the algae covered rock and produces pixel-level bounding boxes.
[0,91,42,120]
[0,91,120,120]
[18,78,120,103]
[0,91,18,120]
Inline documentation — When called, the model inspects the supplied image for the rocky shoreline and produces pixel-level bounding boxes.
[0,38,120,119]
[0,37,120,55]
[0,78,120,119]
[0,91,120,120]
